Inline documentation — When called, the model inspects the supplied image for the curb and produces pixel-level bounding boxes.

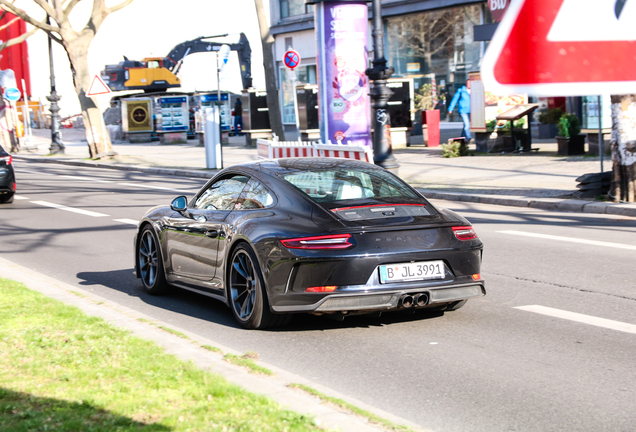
[0,256,428,432]
[14,154,636,217]
[418,189,636,217]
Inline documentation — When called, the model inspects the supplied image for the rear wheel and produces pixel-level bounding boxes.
[0,193,14,204]
[228,244,290,329]
[137,226,169,295]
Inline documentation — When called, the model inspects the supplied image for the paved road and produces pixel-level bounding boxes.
[2,160,635,432]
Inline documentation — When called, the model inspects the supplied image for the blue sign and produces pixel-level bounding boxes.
[160,96,187,104]
[4,87,20,102]
[200,94,229,102]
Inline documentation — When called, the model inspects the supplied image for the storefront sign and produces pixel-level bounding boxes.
[489,0,509,22]
[315,0,371,147]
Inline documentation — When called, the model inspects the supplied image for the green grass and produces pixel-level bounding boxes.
[157,325,191,340]
[224,353,275,376]
[289,384,412,432]
[201,345,223,354]
[0,277,321,431]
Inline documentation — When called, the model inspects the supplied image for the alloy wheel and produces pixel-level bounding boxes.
[139,230,158,288]
[230,250,257,321]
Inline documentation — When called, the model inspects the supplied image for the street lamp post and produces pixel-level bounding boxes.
[365,0,398,172]
[46,14,64,154]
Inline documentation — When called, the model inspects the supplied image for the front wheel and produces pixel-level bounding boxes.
[228,244,290,329]
[137,226,169,295]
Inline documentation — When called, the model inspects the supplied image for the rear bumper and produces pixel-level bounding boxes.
[270,281,485,313]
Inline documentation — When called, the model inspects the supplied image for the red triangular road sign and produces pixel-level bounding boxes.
[482,0,636,96]
[87,75,112,96]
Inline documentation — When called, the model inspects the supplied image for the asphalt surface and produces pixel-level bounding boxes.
[2,159,635,431]
[14,127,636,217]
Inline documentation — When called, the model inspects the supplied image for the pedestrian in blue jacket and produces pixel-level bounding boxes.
[448,81,471,141]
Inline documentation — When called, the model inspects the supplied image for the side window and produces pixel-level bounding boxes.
[235,179,275,210]
[194,175,249,210]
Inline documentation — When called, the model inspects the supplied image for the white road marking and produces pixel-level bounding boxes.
[15,169,56,175]
[118,182,191,193]
[31,200,109,217]
[515,305,636,335]
[62,175,112,183]
[498,230,636,251]
[13,195,29,200]
[113,218,139,225]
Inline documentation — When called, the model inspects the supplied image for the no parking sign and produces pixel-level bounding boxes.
[283,50,300,70]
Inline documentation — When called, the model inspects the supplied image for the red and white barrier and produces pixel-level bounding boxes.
[257,139,373,163]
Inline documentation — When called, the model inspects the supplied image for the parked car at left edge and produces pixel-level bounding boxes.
[0,144,15,204]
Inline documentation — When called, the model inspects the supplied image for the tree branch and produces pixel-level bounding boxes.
[62,0,81,19]
[107,0,134,14]
[0,25,38,51]
[0,1,60,33]
[31,0,57,21]
[0,15,19,32]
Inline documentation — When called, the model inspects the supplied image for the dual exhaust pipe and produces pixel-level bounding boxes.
[399,293,429,309]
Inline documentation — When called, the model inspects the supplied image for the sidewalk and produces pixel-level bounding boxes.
[13,127,636,217]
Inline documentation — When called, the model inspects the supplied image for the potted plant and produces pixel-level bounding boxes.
[556,113,585,155]
[538,108,562,139]
[414,84,440,147]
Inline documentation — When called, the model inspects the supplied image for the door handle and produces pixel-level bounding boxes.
[205,229,218,238]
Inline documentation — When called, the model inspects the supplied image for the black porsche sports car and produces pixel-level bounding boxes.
[0,144,15,204]
[134,158,485,329]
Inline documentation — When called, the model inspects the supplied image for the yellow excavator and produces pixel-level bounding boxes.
[101,33,252,92]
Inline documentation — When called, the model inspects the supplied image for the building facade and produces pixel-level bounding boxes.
[269,0,494,132]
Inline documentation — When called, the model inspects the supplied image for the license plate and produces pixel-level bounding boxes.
[379,260,445,284]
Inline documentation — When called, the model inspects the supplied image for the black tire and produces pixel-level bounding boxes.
[0,193,14,204]
[228,244,290,329]
[137,226,169,295]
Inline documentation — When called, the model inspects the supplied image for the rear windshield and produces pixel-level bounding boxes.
[281,167,422,205]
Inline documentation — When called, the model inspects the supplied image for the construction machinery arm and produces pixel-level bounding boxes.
[166,32,252,89]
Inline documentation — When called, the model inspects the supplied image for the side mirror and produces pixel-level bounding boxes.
[170,196,188,212]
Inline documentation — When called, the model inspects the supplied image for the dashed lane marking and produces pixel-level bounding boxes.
[498,230,636,251]
[31,200,110,217]
[113,219,139,225]
[515,305,636,335]
[117,182,192,193]
[13,195,29,200]
[62,175,113,183]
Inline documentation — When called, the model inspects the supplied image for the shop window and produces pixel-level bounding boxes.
[385,5,482,122]
[280,0,313,18]
[280,65,317,124]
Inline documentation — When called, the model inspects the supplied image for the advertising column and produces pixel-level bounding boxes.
[309,0,371,147]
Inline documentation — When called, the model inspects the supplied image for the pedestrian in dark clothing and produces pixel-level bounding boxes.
[234,98,243,136]
[448,80,471,141]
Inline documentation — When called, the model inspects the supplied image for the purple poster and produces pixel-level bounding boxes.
[319,2,371,147]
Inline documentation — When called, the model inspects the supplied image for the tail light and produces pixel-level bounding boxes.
[281,234,354,250]
[305,286,337,293]
[0,155,11,165]
[452,226,478,241]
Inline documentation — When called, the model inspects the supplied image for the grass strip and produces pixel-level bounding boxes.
[289,383,412,432]
[0,277,321,431]
[157,325,190,340]
[224,353,275,376]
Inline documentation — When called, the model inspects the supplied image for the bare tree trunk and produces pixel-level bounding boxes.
[610,95,636,202]
[254,0,285,141]
[62,32,113,158]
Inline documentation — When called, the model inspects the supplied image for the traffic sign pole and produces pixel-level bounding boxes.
[283,50,302,143]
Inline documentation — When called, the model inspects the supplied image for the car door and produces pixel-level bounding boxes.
[165,175,249,290]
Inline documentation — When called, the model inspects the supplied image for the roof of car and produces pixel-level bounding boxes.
[235,158,381,175]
